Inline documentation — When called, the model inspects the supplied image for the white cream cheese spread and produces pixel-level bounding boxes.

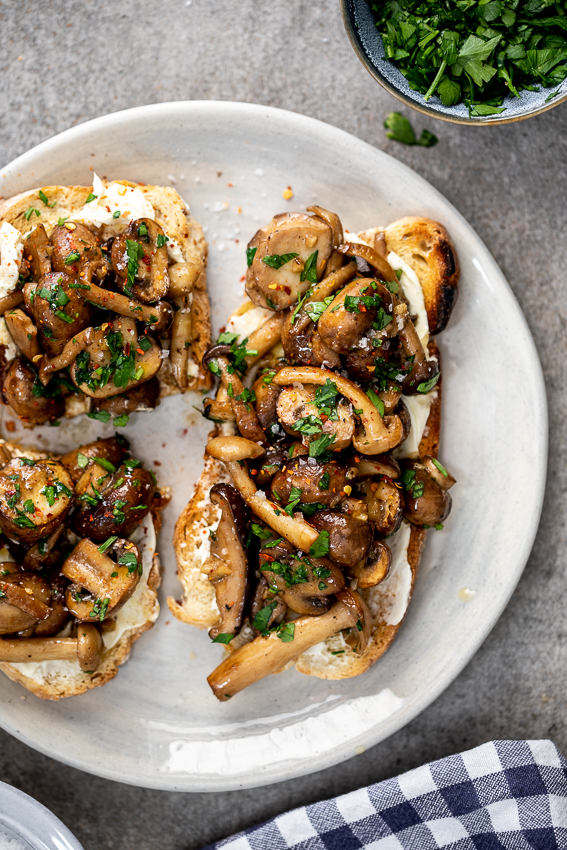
[0,222,24,299]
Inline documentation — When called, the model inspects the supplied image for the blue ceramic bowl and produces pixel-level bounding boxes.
[341,0,567,125]
[0,782,83,850]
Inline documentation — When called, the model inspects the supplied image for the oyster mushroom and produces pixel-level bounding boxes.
[207,589,370,701]
[112,218,169,303]
[203,345,267,444]
[273,366,404,455]
[4,309,42,362]
[21,224,51,281]
[206,483,253,640]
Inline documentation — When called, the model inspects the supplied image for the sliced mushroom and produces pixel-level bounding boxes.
[273,366,404,455]
[270,456,347,508]
[0,458,73,544]
[246,212,333,311]
[2,357,65,424]
[73,461,155,541]
[317,278,394,354]
[62,537,141,621]
[70,318,162,399]
[51,223,105,276]
[401,460,453,527]
[275,384,355,452]
[94,377,161,416]
[207,589,367,700]
[349,541,391,588]
[4,309,42,362]
[0,624,103,672]
[311,509,372,567]
[358,477,403,537]
[22,224,52,281]
[0,572,52,634]
[207,484,252,640]
[33,271,95,356]
[61,437,129,483]
[112,218,169,303]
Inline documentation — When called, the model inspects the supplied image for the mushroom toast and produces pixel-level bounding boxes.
[0,436,165,699]
[0,175,211,427]
[170,207,459,701]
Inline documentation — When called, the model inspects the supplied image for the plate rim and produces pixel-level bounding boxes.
[0,100,548,791]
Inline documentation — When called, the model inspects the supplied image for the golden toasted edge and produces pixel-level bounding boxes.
[295,342,442,679]
[384,216,459,336]
[168,448,229,628]
[0,551,161,700]
[0,182,212,397]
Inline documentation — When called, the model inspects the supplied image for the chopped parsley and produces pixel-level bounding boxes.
[87,410,111,424]
[309,529,330,558]
[39,189,56,207]
[126,239,144,296]
[212,633,234,644]
[90,597,111,621]
[156,233,169,248]
[262,252,299,269]
[400,468,425,499]
[99,536,118,553]
[118,551,141,575]
[384,112,438,147]
[304,295,334,323]
[417,373,440,393]
[252,601,278,633]
[246,246,257,267]
[300,250,318,283]
[366,388,385,417]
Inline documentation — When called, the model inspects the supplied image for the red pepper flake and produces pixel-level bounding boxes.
[154,460,161,466]
[227,183,234,187]
[125,343,131,356]
[240,275,246,283]
[136,348,144,355]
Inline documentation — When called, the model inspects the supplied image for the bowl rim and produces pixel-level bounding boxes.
[0,780,83,850]
[340,0,567,126]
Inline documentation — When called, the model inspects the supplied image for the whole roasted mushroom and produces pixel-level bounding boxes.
[260,552,345,616]
[311,509,372,567]
[270,456,348,508]
[318,278,395,354]
[94,377,161,417]
[205,483,253,640]
[3,357,65,425]
[401,459,454,526]
[0,458,73,544]
[73,459,155,541]
[358,477,403,537]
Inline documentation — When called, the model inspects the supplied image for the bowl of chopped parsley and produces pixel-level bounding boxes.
[341,0,567,124]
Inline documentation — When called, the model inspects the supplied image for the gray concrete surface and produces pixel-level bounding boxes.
[0,1,566,848]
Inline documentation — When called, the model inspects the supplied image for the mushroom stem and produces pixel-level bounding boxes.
[305,261,357,305]
[0,624,102,672]
[216,357,267,444]
[273,365,404,454]
[338,242,397,283]
[170,308,192,388]
[225,460,319,552]
[244,314,285,368]
[207,436,265,462]
[207,596,360,701]
[81,280,172,333]
[0,291,24,315]
[38,327,98,384]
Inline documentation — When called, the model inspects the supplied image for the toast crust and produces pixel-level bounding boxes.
[0,181,212,397]
[384,217,459,336]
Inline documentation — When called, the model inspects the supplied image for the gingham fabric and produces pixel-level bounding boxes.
[203,741,567,850]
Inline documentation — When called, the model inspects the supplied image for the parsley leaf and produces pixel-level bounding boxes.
[309,530,330,558]
[246,246,257,267]
[384,112,438,147]
[262,252,299,269]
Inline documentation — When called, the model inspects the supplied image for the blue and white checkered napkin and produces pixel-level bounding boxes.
[203,740,567,849]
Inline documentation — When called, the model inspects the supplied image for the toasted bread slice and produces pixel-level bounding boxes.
[0,180,212,411]
[170,214,454,683]
[0,440,165,700]
[360,217,459,335]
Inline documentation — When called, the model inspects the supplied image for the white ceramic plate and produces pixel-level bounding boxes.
[0,781,83,850]
[0,102,546,791]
